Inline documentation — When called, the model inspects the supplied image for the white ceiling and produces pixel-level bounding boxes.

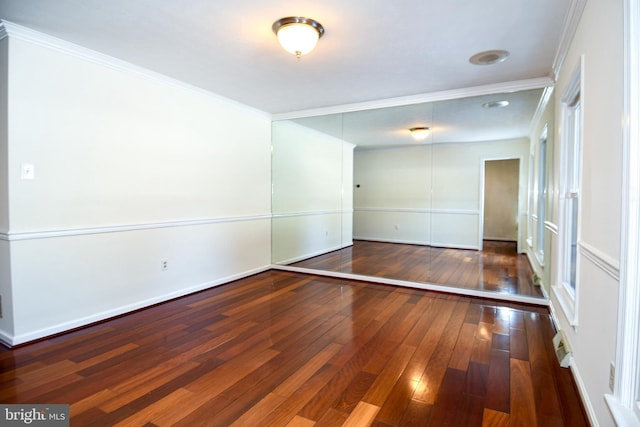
[291,89,544,148]
[0,0,571,115]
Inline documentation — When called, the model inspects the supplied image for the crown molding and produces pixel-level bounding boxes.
[0,20,270,119]
[551,0,588,81]
[0,22,8,40]
[272,77,554,121]
[529,85,555,136]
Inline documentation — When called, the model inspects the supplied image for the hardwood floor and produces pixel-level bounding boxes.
[0,271,586,426]
[292,240,544,298]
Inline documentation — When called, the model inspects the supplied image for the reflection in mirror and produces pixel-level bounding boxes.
[272,89,552,302]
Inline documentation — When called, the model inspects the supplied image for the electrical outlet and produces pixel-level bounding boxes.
[609,362,615,391]
[21,163,35,180]
[161,260,168,271]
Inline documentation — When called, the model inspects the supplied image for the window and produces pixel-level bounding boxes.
[527,153,535,248]
[536,126,548,264]
[554,57,583,325]
[563,97,581,293]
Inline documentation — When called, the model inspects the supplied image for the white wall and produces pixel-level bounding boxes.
[1,33,272,345]
[271,120,354,264]
[0,36,12,338]
[354,146,432,245]
[354,139,529,249]
[550,0,624,425]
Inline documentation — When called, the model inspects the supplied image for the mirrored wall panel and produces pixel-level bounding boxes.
[272,89,552,300]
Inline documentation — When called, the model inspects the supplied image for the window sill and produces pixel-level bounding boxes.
[605,394,640,427]
[552,282,578,328]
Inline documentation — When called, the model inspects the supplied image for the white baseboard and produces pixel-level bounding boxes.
[353,236,480,250]
[274,243,353,265]
[569,360,600,427]
[548,299,599,427]
[3,265,271,347]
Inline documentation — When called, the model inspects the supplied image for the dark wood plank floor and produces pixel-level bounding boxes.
[292,240,544,298]
[0,271,586,426]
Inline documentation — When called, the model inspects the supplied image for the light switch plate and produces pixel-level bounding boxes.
[21,163,35,180]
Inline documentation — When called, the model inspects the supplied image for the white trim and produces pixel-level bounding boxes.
[547,297,598,427]
[529,86,555,136]
[273,243,354,266]
[480,156,525,253]
[555,55,585,328]
[271,264,548,306]
[272,209,352,219]
[551,0,588,81]
[605,395,640,427]
[1,265,272,347]
[608,0,640,423]
[545,221,559,235]
[273,78,553,120]
[570,359,601,427]
[0,20,270,119]
[552,282,578,329]
[578,241,621,281]
[351,236,479,251]
[0,214,271,241]
[354,207,479,216]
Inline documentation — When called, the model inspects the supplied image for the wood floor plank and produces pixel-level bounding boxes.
[525,312,567,427]
[362,344,416,406]
[426,367,467,425]
[0,270,587,426]
[455,393,486,426]
[485,349,510,414]
[341,401,380,427]
[448,322,477,371]
[413,300,470,404]
[510,358,537,426]
[286,415,317,427]
[228,392,287,427]
[274,342,343,398]
[482,408,510,426]
[394,400,431,426]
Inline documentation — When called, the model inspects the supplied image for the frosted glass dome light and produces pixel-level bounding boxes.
[273,17,325,59]
[409,127,430,141]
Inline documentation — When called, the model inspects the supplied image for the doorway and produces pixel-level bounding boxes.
[482,158,520,249]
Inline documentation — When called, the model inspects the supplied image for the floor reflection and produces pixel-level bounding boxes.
[292,240,543,298]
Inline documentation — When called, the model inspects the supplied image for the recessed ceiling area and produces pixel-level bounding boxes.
[0,0,571,114]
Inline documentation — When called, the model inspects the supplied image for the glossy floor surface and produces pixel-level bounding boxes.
[0,271,585,426]
[292,240,544,299]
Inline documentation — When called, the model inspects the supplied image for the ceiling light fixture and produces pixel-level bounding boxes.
[482,100,510,108]
[409,127,430,141]
[469,49,510,65]
[272,16,325,59]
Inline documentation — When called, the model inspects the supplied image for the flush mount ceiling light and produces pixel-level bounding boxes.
[409,127,430,141]
[482,100,510,108]
[272,16,325,59]
[469,49,510,65]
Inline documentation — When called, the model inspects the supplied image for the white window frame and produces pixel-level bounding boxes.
[553,56,584,327]
[527,152,535,249]
[535,125,548,266]
[605,0,640,423]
